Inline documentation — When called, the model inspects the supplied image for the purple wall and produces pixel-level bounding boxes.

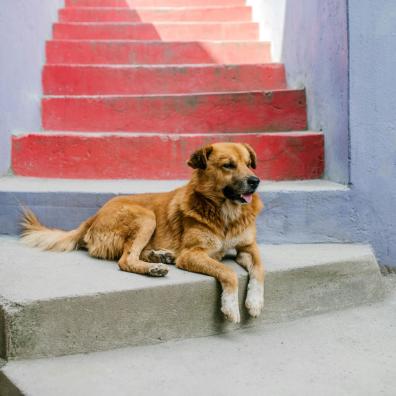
[249,0,349,183]
[0,0,64,176]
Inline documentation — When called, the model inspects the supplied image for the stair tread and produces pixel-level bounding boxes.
[0,176,346,194]
[55,21,257,25]
[44,62,283,67]
[1,290,393,396]
[65,0,246,6]
[49,38,267,43]
[0,237,374,304]
[61,5,250,10]
[43,87,303,98]
[0,236,383,360]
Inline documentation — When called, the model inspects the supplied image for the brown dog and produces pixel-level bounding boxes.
[21,142,264,323]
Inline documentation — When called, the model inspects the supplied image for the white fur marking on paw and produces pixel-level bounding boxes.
[245,279,264,317]
[221,290,240,323]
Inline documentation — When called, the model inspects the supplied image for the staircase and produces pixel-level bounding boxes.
[0,1,385,394]
[11,0,323,180]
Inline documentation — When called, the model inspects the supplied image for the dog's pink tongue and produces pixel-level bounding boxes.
[242,193,253,203]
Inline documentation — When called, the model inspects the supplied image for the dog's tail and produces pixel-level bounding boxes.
[20,208,93,252]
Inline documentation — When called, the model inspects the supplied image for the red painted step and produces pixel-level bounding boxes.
[46,40,271,65]
[59,6,252,23]
[42,90,307,133]
[43,64,286,95]
[12,132,324,180]
[53,22,259,41]
[66,0,246,7]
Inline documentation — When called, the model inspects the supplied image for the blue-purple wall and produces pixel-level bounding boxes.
[250,0,396,266]
[349,0,396,266]
[0,0,64,176]
[248,0,349,184]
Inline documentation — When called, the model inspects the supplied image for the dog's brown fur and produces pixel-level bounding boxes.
[21,142,264,322]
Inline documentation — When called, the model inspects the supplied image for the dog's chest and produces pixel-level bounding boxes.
[211,227,253,258]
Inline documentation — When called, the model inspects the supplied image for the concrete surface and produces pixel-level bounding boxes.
[0,237,384,359]
[0,177,346,194]
[0,0,64,176]
[1,275,394,396]
[0,177,354,245]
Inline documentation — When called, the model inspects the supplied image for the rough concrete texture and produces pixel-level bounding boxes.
[0,178,351,242]
[0,237,384,359]
[1,275,394,396]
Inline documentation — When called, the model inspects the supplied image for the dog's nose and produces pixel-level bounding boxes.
[247,176,260,189]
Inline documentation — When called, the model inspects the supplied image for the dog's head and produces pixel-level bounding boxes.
[188,142,260,204]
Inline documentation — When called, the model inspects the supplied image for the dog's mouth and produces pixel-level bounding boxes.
[223,186,255,204]
[240,193,253,204]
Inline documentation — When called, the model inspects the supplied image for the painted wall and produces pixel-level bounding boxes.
[249,0,396,265]
[248,0,349,184]
[0,0,64,176]
[349,0,396,267]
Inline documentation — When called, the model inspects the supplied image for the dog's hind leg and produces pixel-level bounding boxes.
[118,213,168,277]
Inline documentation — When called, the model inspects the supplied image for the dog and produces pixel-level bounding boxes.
[21,142,264,323]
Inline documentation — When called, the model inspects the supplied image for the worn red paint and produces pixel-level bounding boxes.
[11,0,325,181]
[66,0,246,7]
[59,6,252,23]
[12,132,324,180]
[43,64,286,95]
[53,22,259,41]
[46,40,271,65]
[42,90,307,133]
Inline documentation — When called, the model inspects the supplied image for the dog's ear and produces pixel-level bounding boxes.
[243,143,257,169]
[187,145,213,170]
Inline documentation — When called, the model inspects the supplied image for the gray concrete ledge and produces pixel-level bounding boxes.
[0,237,384,360]
[0,177,354,245]
[2,276,394,396]
[0,176,347,194]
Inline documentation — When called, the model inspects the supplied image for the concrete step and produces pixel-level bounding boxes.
[0,178,349,239]
[66,0,246,7]
[2,283,395,396]
[46,40,271,65]
[41,90,306,132]
[53,22,259,41]
[0,237,384,360]
[12,131,322,179]
[59,6,252,23]
[43,64,287,95]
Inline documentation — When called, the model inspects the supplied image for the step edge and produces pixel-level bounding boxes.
[0,176,347,195]
[46,38,270,44]
[43,62,285,68]
[42,88,304,98]
[12,131,321,138]
[60,6,252,11]
[0,240,376,305]
[54,21,258,26]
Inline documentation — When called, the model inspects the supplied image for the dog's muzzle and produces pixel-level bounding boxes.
[223,176,260,204]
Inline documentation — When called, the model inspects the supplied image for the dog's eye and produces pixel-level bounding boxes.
[223,163,236,170]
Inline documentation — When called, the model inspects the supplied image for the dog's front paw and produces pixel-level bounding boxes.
[148,263,169,277]
[148,249,175,265]
[221,290,240,323]
[245,279,264,317]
